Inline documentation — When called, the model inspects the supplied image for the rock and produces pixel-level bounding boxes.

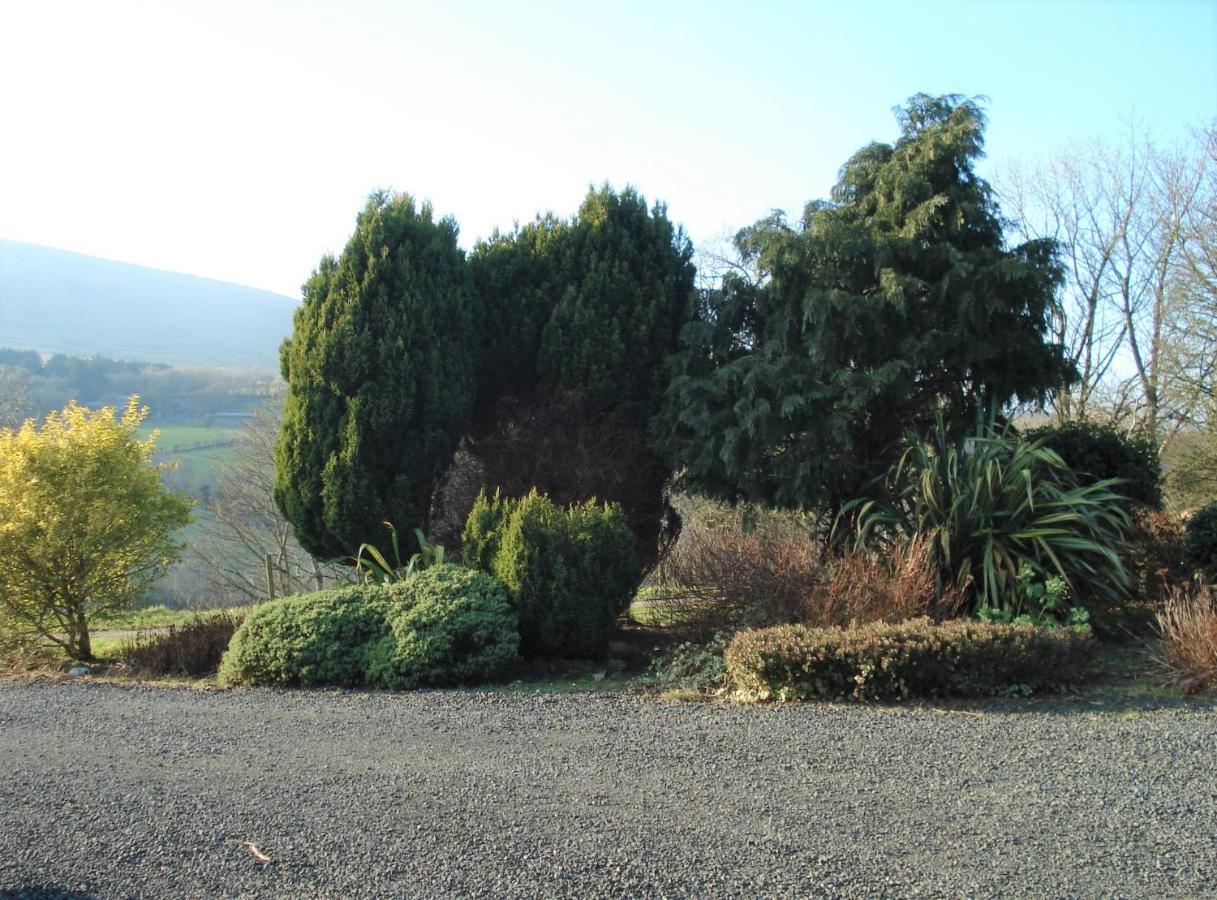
[67,667,91,677]
[591,671,607,682]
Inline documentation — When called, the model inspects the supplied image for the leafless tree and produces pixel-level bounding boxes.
[1000,122,1215,444]
[187,403,354,604]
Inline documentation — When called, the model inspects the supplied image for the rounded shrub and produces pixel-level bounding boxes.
[463,489,638,659]
[1184,502,1217,577]
[367,565,520,690]
[218,585,389,687]
[1024,420,1162,509]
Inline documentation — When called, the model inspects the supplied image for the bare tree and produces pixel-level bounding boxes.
[187,403,353,604]
[1000,122,1215,443]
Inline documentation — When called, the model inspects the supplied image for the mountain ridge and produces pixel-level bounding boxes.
[0,240,299,371]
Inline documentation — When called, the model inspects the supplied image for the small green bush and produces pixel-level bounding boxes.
[462,489,637,658]
[724,618,1094,701]
[1184,502,1217,577]
[366,565,520,689]
[1024,420,1162,509]
[218,586,389,687]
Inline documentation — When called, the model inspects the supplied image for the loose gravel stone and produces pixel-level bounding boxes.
[0,681,1214,898]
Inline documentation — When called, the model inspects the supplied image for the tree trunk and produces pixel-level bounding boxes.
[68,610,94,662]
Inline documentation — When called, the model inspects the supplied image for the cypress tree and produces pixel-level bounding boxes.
[274,191,476,559]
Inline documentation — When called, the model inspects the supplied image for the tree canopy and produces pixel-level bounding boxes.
[653,94,1074,513]
[0,398,191,660]
[274,191,477,559]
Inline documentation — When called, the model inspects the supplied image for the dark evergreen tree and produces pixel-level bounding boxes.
[466,185,697,567]
[653,95,1074,513]
[274,191,476,559]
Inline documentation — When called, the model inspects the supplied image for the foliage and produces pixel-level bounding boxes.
[462,490,637,658]
[0,397,192,661]
[121,612,242,677]
[1154,582,1217,693]
[654,94,1072,513]
[218,585,389,687]
[1024,419,1162,509]
[725,618,1094,701]
[353,523,445,584]
[468,187,697,570]
[275,191,477,561]
[1184,502,1217,577]
[1126,507,1190,602]
[975,565,1089,629]
[812,539,966,627]
[366,565,519,689]
[846,417,1131,617]
[647,634,730,695]
[649,498,823,635]
[471,185,696,422]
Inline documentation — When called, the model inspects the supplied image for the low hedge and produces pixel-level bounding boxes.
[367,566,520,690]
[219,585,389,687]
[219,568,520,690]
[724,618,1093,701]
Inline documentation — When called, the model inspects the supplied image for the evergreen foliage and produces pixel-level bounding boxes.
[470,185,696,421]
[466,186,696,569]
[218,585,390,687]
[1184,502,1217,577]
[1024,420,1162,509]
[653,95,1074,512]
[274,191,476,559]
[366,565,520,689]
[462,490,637,658]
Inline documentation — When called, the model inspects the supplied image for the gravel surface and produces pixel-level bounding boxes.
[1,681,1215,899]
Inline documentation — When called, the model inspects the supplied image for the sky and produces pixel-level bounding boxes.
[1,0,1215,299]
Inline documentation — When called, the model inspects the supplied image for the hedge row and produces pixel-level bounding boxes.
[724,618,1093,701]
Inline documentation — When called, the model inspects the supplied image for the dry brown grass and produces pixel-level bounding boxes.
[1154,582,1217,693]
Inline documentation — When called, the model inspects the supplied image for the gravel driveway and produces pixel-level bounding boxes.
[1,681,1214,899]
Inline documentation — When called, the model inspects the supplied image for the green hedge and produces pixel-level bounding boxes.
[219,585,389,687]
[367,566,520,689]
[462,489,637,658]
[724,618,1093,701]
[219,568,520,689]
[1024,420,1162,509]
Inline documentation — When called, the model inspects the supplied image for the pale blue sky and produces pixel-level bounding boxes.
[1,0,1214,298]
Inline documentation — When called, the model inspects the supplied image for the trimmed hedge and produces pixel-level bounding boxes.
[1024,420,1162,509]
[367,566,520,690]
[724,618,1093,701]
[462,489,637,659]
[219,585,389,687]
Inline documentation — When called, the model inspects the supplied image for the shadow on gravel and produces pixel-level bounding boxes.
[0,889,98,900]
[907,693,1217,718]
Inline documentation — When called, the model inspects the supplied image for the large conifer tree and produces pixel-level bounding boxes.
[274,191,476,559]
[653,95,1074,513]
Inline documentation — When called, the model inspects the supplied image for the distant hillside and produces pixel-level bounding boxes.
[0,240,298,370]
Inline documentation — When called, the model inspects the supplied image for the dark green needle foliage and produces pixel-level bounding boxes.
[467,186,696,567]
[653,95,1074,514]
[274,191,477,559]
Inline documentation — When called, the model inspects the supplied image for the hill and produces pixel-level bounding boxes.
[0,240,298,370]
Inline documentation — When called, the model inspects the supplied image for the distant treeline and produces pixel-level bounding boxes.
[0,348,281,421]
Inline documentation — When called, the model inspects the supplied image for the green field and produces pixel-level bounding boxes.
[138,422,237,498]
